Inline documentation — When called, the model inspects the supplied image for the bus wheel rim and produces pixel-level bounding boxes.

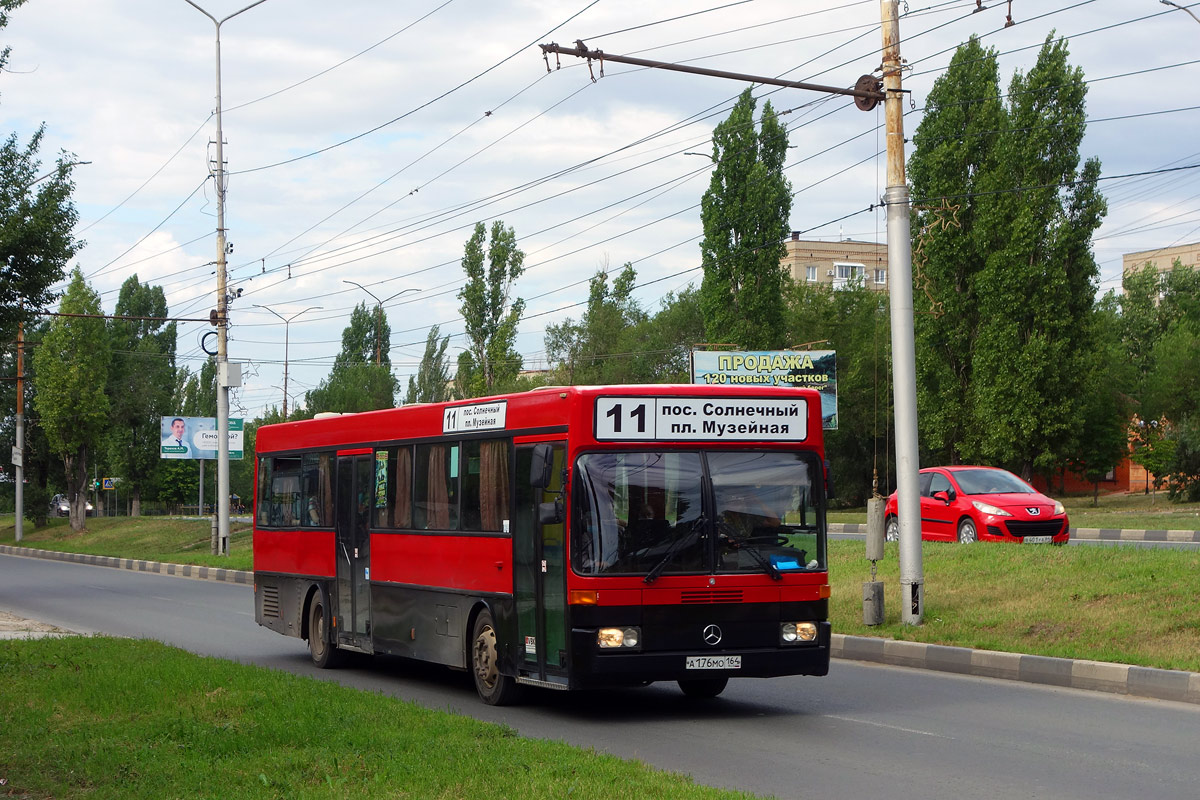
[474,626,498,689]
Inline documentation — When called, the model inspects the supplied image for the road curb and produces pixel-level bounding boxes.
[832,634,1200,705]
[3,543,1198,705]
[0,544,252,585]
[828,523,1200,542]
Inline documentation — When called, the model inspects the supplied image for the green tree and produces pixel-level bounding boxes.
[907,37,1004,463]
[106,275,176,515]
[337,302,392,368]
[970,35,1107,480]
[457,221,526,397]
[31,269,111,530]
[908,35,1107,480]
[635,286,707,382]
[404,324,452,404]
[698,87,792,350]
[1068,295,1134,504]
[305,307,398,413]
[784,281,893,505]
[545,264,648,385]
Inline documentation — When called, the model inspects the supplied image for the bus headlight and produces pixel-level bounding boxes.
[597,627,641,649]
[781,621,818,644]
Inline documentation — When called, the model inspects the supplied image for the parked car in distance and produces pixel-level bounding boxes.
[49,493,94,518]
[884,466,1069,544]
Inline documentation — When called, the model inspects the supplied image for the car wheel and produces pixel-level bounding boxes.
[957,518,978,544]
[471,609,522,706]
[884,516,899,543]
[678,677,729,698]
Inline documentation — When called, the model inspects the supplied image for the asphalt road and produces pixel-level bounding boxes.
[3,552,1198,800]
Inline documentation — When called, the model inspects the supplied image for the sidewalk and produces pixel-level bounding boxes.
[0,610,76,640]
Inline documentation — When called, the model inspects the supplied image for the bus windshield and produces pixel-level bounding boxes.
[572,450,824,577]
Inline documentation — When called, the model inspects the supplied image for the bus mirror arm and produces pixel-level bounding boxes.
[539,498,564,525]
[530,443,554,489]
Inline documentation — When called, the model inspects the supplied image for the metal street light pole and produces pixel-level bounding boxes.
[342,281,418,365]
[1161,0,1200,25]
[184,0,270,554]
[254,305,322,418]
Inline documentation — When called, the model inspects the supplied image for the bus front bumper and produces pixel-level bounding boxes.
[569,621,831,686]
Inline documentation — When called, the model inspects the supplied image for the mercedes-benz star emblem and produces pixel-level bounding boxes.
[703,624,723,646]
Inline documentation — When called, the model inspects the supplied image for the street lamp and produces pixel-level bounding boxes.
[184,0,272,556]
[254,304,322,418]
[342,281,419,365]
[1161,0,1200,25]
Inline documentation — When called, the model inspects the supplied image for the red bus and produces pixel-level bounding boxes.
[253,385,832,704]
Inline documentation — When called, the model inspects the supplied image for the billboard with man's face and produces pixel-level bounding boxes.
[160,416,244,460]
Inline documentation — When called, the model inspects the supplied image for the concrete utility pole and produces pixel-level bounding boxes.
[13,322,24,542]
[185,0,269,554]
[541,0,924,624]
[880,0,923,624]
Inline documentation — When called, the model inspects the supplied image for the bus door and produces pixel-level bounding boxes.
[514,442,568,683]
[335,453,373,651]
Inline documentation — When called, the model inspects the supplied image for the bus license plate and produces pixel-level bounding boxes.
[1023,536,1052,544]
[686,655,741,670]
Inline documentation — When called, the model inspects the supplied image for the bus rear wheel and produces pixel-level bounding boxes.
[678,677,728,698]
[471,609,522,706]
[308,594,343,669]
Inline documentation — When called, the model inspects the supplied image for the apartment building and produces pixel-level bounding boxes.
[1122,241,1200,283]
[782,233,889,291]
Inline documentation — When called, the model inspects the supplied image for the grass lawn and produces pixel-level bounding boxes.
[827,490,1200,531]
[0,637,755,800]
[0,515,254,571]
[828,539,1200,672]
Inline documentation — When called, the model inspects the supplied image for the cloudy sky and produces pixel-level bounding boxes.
[6,0,1198,420]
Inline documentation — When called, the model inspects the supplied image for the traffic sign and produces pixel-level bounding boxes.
[102,478,115,490]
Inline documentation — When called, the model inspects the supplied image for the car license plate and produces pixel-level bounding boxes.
[686,655,741,670]
[1023,535,1052,544]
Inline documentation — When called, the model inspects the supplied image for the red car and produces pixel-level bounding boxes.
[883,466,1069,544]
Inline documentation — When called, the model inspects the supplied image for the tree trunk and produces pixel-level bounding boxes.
[131,488,142,517]
[63,447,89,532]
[1092,481,1098,507]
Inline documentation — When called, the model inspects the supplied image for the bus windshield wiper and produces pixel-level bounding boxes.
[718,520,781,581]
[736,539,782,581]
[643,516,705,584]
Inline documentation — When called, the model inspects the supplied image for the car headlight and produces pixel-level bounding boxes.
[781,621,818,644]
[971,500,1011,517]
[597,627,641,649]
[1052,501,1065,515]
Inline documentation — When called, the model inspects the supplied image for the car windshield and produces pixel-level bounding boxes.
[571,450,824,577]
[953,468,1035,495]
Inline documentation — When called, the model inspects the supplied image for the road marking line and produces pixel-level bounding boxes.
[823,714,952,738]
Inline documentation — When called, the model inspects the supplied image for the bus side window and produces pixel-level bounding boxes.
[415,443,457,531]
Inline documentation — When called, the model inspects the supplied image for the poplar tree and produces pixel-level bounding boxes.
[106,275,176,515]
[698,87,792,350]
[404,325,452,404]
[457,221,525,397]
[32,269,111,530]
[908,34,1107,480]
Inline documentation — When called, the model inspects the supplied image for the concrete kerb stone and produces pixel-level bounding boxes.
[838,633,1200,705]
[0,544,251,585]
[828,523,1200,542]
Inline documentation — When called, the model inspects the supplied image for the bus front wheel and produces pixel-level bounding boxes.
[308,593,343,669]
[678,677,728,698]
[471,609,522,706]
